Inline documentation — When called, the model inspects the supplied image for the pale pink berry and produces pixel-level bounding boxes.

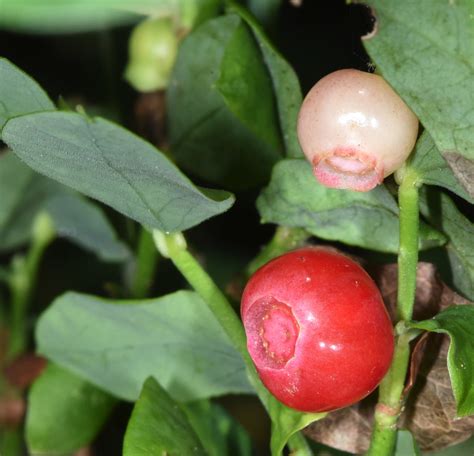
[297,69,419,191]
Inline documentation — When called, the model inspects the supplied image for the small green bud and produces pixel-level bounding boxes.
[32,212,55,247]
[125,17,179,92]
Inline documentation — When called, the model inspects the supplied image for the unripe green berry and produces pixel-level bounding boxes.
[125,17,179,92]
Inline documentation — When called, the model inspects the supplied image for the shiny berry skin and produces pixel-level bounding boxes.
[297,69,419,192]
[241,247,394,412]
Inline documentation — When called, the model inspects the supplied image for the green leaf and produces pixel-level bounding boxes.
[0,58,54,132]
[0,0,136,34]
[257,159,445,253]
[395,430,421,456]
[0,152,61,250]
[0,0,220,34]
[183,400,252,456]
[228,2,304,158]
[36,290,253,402]
[44,194,130,262]
[167,14,283,190]
[268,395,324,456]
[0,152,129,261]
[363,0,474,199]
[410,131,473,204]
[409,305,474,416]
[421,189,474,300]
[123,377,206,456]
[246,0,282,30]
[3,112,234,232]
[26,364,116,455]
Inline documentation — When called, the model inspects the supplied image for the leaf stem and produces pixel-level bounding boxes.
[7,213,55,360]
[287,432,312,456]
[396,169,420,322]
[153,232,256,376]
[130,228,159,299]
[246,226,310,277]
[366,167,420,456]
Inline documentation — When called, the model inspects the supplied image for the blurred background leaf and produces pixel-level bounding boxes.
[0,0,221,35]
[167,13,283,190]
[26,363,116,455]
[0,152,129,261]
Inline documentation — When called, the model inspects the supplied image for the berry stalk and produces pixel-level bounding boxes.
[152,231,264,393]
[246,226,310,277]
[366,165,421,455]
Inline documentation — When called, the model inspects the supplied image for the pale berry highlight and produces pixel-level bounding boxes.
[297,69,419,191]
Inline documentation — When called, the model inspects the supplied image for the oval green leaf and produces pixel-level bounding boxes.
[257,159,445,253]
[0,58,54,132]
[123,377,206,456]
[0,152,129,261]
[3,112,234,232]
[167,14,284,190]
[36,290,253,402]
[26,364,116,456]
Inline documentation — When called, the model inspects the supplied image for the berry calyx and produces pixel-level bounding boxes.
[241,247,394,413]
[297,69,419,191]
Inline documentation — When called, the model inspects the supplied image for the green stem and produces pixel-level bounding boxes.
[366,168,420,456]
[396,169,420,322]
[130,228,159,299]
[153,231,272,400]
[246,226,310,277]
[287,432,312,456]
[7,213,55,360]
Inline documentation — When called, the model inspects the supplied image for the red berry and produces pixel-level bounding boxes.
[241,247,394,412]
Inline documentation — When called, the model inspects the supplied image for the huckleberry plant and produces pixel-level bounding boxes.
[0,2,473,456]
